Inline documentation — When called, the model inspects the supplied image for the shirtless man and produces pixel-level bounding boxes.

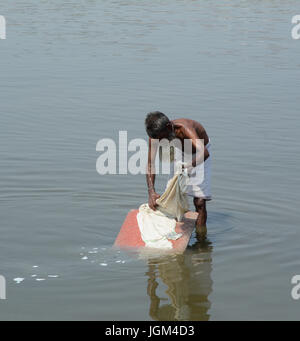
[145,111,211,239]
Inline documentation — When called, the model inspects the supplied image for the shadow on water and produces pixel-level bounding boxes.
[145,239,213,321]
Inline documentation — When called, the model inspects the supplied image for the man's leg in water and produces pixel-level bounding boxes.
[193,197,207,240]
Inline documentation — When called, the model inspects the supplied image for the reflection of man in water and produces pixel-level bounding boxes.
[146,240,213,321]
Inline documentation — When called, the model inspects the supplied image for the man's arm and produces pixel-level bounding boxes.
[146,138,160,210]
[182,127,209,169]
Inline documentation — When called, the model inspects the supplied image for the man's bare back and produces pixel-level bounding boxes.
[171,118,209,153]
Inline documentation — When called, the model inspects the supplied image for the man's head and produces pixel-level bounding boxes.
[145,111,175,140]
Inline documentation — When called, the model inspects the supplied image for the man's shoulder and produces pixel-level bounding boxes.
[173,118,203,129]
[173,118,208,141]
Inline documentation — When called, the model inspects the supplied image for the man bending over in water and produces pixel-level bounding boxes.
[145,111,212,240]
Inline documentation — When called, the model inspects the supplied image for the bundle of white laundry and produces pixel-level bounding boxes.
[137,162,189,249]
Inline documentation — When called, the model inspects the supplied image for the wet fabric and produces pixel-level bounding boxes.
[137,164,189,249]
[169,141,212,200]
[185,142,212,200]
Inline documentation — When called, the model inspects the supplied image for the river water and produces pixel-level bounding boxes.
[1,0,300,320]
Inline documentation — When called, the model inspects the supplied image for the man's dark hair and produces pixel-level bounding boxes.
[145,111,170,138]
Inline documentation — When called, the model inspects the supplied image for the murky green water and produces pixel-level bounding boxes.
[1,0,300,320]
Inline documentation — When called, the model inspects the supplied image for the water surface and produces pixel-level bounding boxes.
[1,0,300,320]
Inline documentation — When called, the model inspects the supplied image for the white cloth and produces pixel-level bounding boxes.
[156,163,189,222]
[137,164,189,249]
[171,142,212,200]
[186,142,211,200]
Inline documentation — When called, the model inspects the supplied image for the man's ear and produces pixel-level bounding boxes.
[166,121,172,130]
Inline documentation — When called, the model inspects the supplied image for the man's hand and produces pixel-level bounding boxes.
[183,163,194,175]
[178,161,193,175]
[148,191,160,211]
